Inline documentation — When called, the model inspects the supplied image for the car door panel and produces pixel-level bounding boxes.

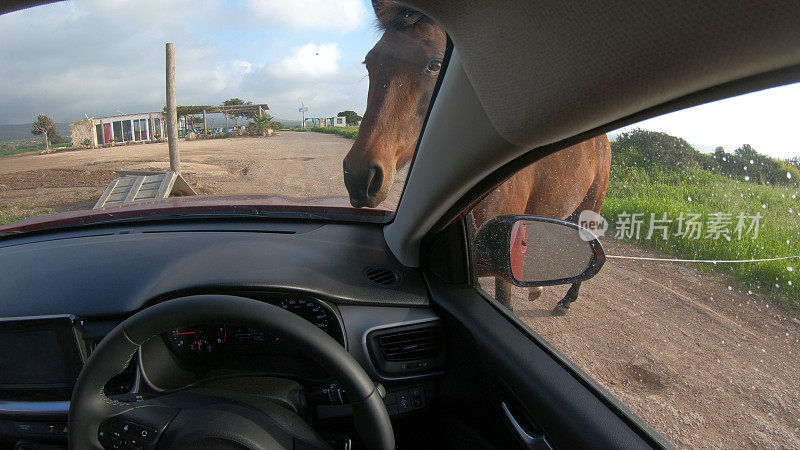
[425,273,666,449]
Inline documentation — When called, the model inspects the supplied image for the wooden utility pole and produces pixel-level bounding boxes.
[166,42,180,174]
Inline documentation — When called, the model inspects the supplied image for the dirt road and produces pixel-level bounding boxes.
[2,131,799,448]
[0,131,408,215]
[495,238,800,449]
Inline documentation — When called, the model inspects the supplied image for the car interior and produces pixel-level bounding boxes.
[1,1,800,449]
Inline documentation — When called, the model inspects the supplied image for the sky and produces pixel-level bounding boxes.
[616,82,800,160]
[0,0,798,160]
[0,0,379,124]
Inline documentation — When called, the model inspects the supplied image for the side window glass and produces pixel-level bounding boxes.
[469,83,800,449]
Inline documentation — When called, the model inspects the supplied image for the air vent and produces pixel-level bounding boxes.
[365,267,400,285]
[367,323,445,377]
[377,326,441,361]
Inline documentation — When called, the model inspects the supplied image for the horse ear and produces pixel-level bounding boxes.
[372,0,393,28]
[371,0,384,15]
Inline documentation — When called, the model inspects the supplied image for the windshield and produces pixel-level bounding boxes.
[0,1,443,230]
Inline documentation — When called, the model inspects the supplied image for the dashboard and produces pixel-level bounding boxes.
[0,221,444,447]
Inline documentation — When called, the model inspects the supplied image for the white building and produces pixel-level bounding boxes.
[304,116,349,128]
[71,112,165,148]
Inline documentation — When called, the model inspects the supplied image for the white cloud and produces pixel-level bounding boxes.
[268,43,342,79]
[238,52,369,121]
[246,0,368,32]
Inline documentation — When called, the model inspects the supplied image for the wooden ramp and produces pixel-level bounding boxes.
[93,171,195,209]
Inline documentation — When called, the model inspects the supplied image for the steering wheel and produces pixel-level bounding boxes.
[68,295,394,449]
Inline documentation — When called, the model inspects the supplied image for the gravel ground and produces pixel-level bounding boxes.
[0,131,407,213]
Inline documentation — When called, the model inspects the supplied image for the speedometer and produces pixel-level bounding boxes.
[278,297,331,335]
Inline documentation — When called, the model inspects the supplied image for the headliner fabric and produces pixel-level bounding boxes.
[404,0,800,150]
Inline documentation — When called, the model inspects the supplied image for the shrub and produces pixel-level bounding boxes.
[612,129,701,169]
[612,128,799,187]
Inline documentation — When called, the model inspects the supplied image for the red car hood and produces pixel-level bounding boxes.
[0,195,392,235]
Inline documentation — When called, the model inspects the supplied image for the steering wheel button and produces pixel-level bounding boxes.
[118,422,136,439]
[109,435,125,448]
[115,421,156,442]
[139,427,158,443]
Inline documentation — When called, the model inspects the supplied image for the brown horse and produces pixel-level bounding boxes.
[344,1,612,312]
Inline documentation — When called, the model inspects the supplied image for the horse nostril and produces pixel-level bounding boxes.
[366,164,384,198]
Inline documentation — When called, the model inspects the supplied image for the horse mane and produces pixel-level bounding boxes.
[373,0,433,30]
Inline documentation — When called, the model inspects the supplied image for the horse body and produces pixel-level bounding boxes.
[344,1,612,311]
[472,136,611,226]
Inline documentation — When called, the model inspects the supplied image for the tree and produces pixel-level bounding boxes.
[611,128,701,169]
[31,114,57,151]
[223,98,256,127]
[246,114,283,135]
[247,115,273,136]
[185,115,202,132]
[337,110,362,126]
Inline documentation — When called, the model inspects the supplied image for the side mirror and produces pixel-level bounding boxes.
[474,215,605,287]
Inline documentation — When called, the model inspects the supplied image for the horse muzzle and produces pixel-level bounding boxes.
[343,160,387,208]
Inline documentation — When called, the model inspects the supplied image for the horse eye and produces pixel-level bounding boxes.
[426,60,442,73]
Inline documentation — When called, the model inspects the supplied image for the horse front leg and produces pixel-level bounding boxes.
[552,282,581,316]
[495,278,512,310]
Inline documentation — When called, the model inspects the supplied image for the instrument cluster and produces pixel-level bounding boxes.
[163,296,344,361]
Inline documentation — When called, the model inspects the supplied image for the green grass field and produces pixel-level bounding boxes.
[0,141,71,158]
[603,164,799,306]
[287,126,359,140]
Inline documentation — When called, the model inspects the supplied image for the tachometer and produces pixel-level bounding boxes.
[167,324,227,358]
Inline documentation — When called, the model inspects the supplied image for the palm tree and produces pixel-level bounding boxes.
[250,115,274,136]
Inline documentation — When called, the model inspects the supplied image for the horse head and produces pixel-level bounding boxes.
[342,1,446,207]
